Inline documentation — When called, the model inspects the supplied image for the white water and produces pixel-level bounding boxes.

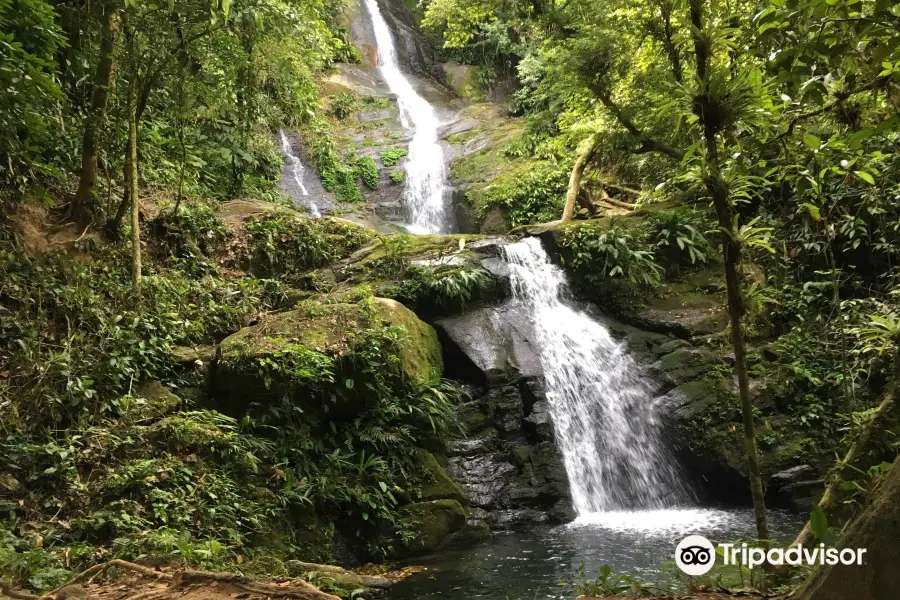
[279,130,320,217]
[362,0,448,233]
[502,237,694,517]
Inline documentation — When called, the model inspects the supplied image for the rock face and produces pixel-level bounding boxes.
[350,0,438,77]
[434,303,575,528]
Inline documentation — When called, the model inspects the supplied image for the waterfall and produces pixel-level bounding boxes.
[362,0,448,234]
[279,129,320,217]
[501,237,693,516]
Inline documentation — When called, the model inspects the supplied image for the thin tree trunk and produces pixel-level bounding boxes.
[791,349,900,549]
[71,6,120,224]
[562,134,599,222]
[128,102,141,291]
[689,0,770,545]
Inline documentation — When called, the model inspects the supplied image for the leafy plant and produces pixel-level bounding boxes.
[560,564,651,597]
[389,170,405,184]
[650,211,712,268]
[380,147,408,167]
[358,156,379,189]
[562,223,663,285]
[329,92,357,121]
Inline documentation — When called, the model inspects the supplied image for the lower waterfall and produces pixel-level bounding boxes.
[501,237,694,516]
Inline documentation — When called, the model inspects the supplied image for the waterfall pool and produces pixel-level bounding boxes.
[389,508,805,599]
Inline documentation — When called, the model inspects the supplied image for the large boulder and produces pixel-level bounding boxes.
[211,298,442,416]
[395,499,467,555]
[434,301,541,384]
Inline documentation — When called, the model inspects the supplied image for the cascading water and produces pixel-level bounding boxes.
[501,237,693,516]
[362,0,448,233]
[279,129,320,217]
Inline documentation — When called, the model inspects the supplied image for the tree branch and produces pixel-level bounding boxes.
[767,77,889,146]
[593,86,684,160]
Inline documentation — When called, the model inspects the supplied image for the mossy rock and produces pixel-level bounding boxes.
[133,380,181,420]
[212,298,443,415]
[373,298,442,385]
[413,449,464,503]
[396,499,467,556]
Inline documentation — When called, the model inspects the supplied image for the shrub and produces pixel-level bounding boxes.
[649,210,712,269]
[358,156,379,189]
[390,170,405,184]
[561,222,663,285]
[329,92,357,120]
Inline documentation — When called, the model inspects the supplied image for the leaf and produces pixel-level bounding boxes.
[855,171,875,185]
[801,203,821,221]
[221,0,231,19]
[802,134,822,150]
[810,502,828,539]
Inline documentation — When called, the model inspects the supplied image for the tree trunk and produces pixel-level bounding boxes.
[71,6,120,224]
[793,454,900,600]
[128,104,141,292]
[689,0,770,545]
[791,349,900,549]
[562,134,599,222]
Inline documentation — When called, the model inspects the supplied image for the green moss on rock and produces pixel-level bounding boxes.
[413,449,464,502]
[374,298,442,385]
[212,298,443,413]
[397,499,467,555]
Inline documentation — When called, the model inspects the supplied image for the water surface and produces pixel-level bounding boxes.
[390,508,804,600]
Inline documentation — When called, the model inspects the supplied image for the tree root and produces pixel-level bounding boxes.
[174,570,341,599]
[1,559,340,600]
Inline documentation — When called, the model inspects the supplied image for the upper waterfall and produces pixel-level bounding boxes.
[362,0,449,234]
[501,237,694,516]
[279,129,320,217]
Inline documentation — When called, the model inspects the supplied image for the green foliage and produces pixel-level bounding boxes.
[329,92,357,121]
[389,170,405,184]
[304,120,364,203]
[649,210,712,268]
[241,213,373,281]
[396,265,494,312]
[562,222,663,285]
[150,203,231,275]
[380,147,408,167]
[472,163,568,227]
[0,0,63,193]
[560,564,651,597]
[358,156,380,189]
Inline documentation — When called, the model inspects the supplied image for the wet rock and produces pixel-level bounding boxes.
[767,465,824,509]
[434,300,542,384]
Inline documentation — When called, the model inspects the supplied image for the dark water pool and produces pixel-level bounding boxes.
[390,508,805,600]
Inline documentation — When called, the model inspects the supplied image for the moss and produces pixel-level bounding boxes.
[373,298,443,385]
[413,449,464,502]
[396,499,466,555]
[133,381,182,420]
[213,298,443,413]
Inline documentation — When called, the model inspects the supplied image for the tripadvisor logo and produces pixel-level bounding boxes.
[675,535,716,576]
[674,535,868,575]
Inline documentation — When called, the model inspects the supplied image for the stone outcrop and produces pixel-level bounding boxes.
[434,303,575,528]
[211,298,443,417]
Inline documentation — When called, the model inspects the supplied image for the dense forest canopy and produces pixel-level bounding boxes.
[1,0,899,597]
